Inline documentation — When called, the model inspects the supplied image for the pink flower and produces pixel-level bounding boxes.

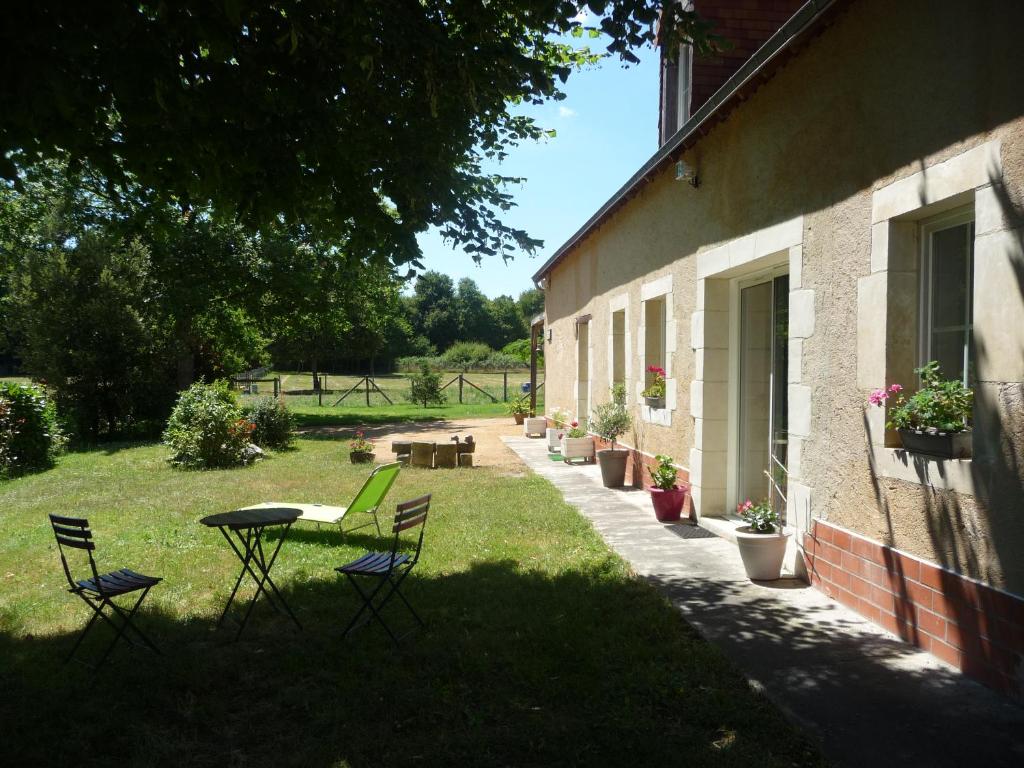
[570,420,578,428]
[889,383,903,393]
[868,388,889,406]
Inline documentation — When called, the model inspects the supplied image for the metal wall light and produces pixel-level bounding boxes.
[675,160,700,188]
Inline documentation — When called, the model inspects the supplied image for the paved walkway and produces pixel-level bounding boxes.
[503,436,1024,768]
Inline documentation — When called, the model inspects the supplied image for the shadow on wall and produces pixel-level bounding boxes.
[0,560,827,767]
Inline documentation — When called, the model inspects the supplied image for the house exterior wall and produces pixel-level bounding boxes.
[541,0,1024,627]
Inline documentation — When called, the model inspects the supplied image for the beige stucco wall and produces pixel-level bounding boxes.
[541,0,1024,593]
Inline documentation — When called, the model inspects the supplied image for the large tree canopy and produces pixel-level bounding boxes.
[0,2,718,268]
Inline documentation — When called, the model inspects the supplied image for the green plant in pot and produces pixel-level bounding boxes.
[734,498,791,581]
[642,365,666,409]
[647,454,688,522]
[590,385,632,487]
[869,361,973,458]
[506,392,530,425]
[348,430,375,464]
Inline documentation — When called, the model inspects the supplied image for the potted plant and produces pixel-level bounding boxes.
[590,385,632,487]
[869,361,973,458]
[547,407,569,452]
[642,365,666,409]
[647,454,689,522]
[348,430,375,464]
[560,419,595,464]
[734,499,791,581]
[506,392,530,425]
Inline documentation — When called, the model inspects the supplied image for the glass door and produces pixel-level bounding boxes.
[737,274,789,520]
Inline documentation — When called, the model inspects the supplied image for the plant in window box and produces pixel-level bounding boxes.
[734,499,792,581]
[642,365,666,409]
[647,454,689,522]
[590,385,632,487]
[348,431,375,464]
[560,419,595,464]
[546,407,570,452]
[869,361,973,458]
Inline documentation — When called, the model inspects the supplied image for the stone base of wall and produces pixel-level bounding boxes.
[804,519,1024,700]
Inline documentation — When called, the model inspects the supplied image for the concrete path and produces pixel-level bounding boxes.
[503,436,1024,768]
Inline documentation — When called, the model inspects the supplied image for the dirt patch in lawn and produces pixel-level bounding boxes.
[299,417,530,472]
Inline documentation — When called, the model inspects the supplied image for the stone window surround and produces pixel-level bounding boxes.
[688,215,812,530]
[858,139,1008,497]
[638,274,675,427]
[607,292,632,403]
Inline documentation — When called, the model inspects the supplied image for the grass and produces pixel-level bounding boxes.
[0,435,823,766]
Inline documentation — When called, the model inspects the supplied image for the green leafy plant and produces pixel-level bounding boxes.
[505,392,531,416]
[550,407,570,427]
[565,419,588,439]
[590,391,632,449]
[869,361,973,433]
[164,380,255,469]
[0,382,65,478]
[243,397,295,449]
[348,430,374,454]
[642,366,666,399]
[408,363,447,407]
[737,499,779,534]
[648,454,678,491]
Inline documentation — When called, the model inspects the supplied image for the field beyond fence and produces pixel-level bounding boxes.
[236,371,545,411]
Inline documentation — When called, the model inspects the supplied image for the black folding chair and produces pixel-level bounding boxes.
[48,514,162,669]
[337,494,430,644]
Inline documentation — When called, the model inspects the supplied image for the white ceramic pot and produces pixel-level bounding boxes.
[546,427,561,452]
[523,417,547,438]
[735,526,792,581]
[561,436,595,463]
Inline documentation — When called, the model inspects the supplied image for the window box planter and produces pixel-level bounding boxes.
[523,417,547,438]
[349,451,375,464]
[735,526,792,581]
[644,396,665,409]
[546,427,562,453]
[561,436,595,464]
[898,428,972,459]
[648,484,688,522]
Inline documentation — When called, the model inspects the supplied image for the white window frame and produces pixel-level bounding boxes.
[918,207,975,386]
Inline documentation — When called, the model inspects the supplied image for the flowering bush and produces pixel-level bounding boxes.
[164,380,256,469]
[565,419,588,438]
[869,361,972,433]
[642,365,666,399]
[349,430,374,454]
[243,397,295,449]
[737,499,779,533]
[648,454,678,490]
[0,382,65,478]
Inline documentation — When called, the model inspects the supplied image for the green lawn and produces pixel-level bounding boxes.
[0,436,822,766]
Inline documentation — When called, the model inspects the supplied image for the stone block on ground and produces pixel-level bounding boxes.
[410,442,435,468]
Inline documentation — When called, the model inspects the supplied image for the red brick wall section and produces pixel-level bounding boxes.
[804,519,1024,700]
[690,0,805,113]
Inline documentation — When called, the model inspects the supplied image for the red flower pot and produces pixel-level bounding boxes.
[649,485,688,522]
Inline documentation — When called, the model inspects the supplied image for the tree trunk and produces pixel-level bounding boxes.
[176,352,195,390]
[311,357,319,391]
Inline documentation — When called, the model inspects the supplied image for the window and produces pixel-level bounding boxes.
[644,296,666,388]
[920,211,975,385]
[612,309,626,387]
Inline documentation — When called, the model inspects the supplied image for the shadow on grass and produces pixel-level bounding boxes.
[293,410,457,430]
[0,561,825,768]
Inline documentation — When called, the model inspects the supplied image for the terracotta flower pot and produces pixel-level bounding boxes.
[349,451,374,464]
[513,413,525,425]
[597,448,629,487]
[735,526,792,580]
[649,485,688,522]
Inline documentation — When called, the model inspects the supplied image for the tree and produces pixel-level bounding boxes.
[517,288,545,321]
[0,3,721,268]
[408,364,446,408]
[486,295,528,350]
[456,278,491,343]
[412,271,459,351]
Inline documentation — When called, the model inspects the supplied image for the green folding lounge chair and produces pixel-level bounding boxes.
[242,462,401,535]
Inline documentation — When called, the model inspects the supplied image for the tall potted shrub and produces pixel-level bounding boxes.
[647,454,688,521]
[734,499,791,581]
[590,385,632,487]
[869,361,973,458]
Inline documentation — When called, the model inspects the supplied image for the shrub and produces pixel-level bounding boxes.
[442,341,493,371]
[648,454,678,491]
[0,382,65,477]
[408,363,446,407]
[164,381,256,469]
[244,397,295,449]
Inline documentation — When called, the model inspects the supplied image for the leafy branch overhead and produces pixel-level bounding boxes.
[0,1,720,268]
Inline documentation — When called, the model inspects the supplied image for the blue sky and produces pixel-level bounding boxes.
[414,41,660,298]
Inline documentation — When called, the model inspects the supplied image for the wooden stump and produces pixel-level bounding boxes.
[434,443,457,469]
[458,453,474,468]
[410,442,435,468]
